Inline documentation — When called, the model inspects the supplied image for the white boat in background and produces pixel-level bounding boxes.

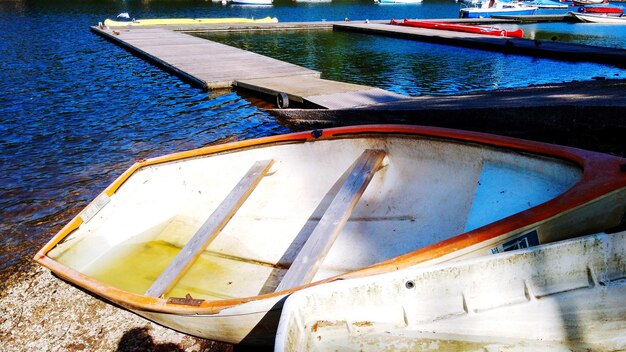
[231,0,273,5]
[460,0,538,18]
[375,0,423,4]
[456,0,485,6]
[293,0,331,3]
[276,230,626,351]
[572,0,607,5]
[34,125,626,345]
[103,16,278,27]
[532,0,568,9]
[570,11,626,23]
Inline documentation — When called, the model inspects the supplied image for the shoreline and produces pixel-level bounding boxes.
[0,263,234,351]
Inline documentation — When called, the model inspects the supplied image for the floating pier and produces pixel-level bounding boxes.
[272,79,626,156]
[334,22,626,67]
[92,24,409,109]
[92,26,319,89]
[234,76,406,109]
[93,18,626,110]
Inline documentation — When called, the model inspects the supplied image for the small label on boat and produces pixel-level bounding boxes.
[167,294,205,306]
[490,230,539,254]
[80,193,111,223]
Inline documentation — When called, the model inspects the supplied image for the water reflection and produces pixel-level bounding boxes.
[199,30,626,96]
[2,0,625,279]
[0,3,289,278]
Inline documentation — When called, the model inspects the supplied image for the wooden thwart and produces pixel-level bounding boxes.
[275,150,387,292]
[145,159,275,298]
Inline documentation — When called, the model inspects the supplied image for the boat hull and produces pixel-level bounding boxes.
[460,7,538,18]
[103,16,278,27]
[34,125,626,344]
[572,0,607,5]
[570,11,626,22]
[231,0,273,5]
[578,6,624,15]
[391,19,524,38]
[376,0,423,4]
[276,231,626,351]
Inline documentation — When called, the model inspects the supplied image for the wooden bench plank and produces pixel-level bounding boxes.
[145,159,274,298]
[275,150,386,292]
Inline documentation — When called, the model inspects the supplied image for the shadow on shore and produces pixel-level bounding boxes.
[117,327,233,352]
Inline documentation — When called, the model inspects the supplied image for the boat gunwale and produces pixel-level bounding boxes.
[569,11,626,23]
[34,124,626,315]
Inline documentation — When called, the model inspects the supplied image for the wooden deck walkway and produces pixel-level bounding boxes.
[235,76,407,109]
[91,25,409,109]
[93,20,626,110]
[92,26,320,89]
[335,22,626,67]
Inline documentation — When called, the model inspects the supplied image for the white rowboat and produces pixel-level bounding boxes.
[35,125,626,344]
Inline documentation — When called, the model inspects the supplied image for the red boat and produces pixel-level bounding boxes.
[390,19,524,39]
[578,6,624,15]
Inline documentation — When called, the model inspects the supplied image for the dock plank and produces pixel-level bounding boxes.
[235,76,407,109]
[275,150,387,292]
[92,26,320,89]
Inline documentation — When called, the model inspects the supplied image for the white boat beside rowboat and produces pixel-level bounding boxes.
[35,125,626,345]
[276,230,626,351]
[570,11,626,23]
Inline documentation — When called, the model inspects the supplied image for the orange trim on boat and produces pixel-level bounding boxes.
[34,124,626,315]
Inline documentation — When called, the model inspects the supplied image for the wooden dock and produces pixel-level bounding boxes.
[91,25,409,109]
[335,22,626,67]
[92,26,320,89]
[234,76,406,109]
[93,19,626,110]
[271,79,626,156]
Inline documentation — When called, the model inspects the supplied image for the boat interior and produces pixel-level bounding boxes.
[47,135,581,301]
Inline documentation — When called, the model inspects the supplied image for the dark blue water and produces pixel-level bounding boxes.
[201,29,626,96]
[0,0,624,278]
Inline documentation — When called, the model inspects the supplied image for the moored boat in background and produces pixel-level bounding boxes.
[231,0,273,5]
[570,11,626,22]
[460,0,538,18]
[391,18,525,38]
[375,0,423,4]
[577,5,624,15]
[34,125,626,345]
[103,16,278,27]
[572,0,607,6]
[532,0,568,9]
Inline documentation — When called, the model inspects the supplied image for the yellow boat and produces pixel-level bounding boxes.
[103,16,278,27]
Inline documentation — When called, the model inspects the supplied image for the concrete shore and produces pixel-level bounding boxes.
[0,264,237,351]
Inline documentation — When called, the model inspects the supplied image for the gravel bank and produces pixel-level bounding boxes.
[0,264,234,352]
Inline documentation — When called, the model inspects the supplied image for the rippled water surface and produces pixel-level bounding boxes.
[200,30,626,96]
[0,0,625,278]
